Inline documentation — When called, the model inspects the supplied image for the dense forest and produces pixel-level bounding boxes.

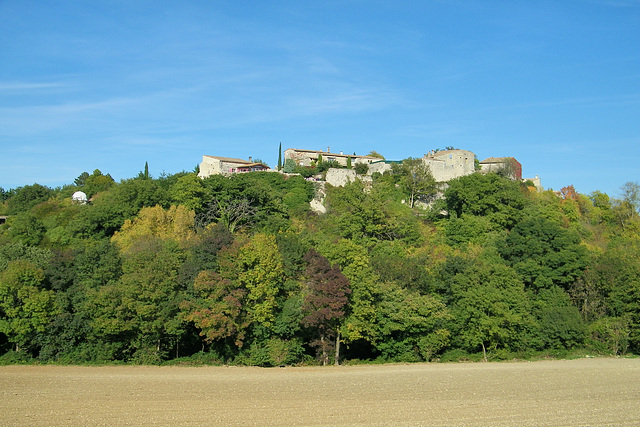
[0,162,638,365]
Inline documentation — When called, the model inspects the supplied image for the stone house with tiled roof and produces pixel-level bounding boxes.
[284,148,379,168]
[197,155,270,178]
[479,157,522,181]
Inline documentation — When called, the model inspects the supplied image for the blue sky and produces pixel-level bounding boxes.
[1,1,638,197]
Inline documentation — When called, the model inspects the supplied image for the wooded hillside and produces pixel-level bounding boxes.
[0,167,638,365]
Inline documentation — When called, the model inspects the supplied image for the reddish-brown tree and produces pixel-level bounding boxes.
[301,249,351,365]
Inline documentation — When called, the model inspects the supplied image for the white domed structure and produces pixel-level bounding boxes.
[72,191,88,204]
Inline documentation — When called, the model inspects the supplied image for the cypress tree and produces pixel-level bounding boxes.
[277,142,282,171]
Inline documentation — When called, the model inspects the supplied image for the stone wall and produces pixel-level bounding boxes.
[523,175,543,192]
[422,149,475,182]
[325,168,358,187]
[368,161,392,175]
[197,156,221,178]
[198,155,266,177]
[479,157,522,181]
[284,148,378,168]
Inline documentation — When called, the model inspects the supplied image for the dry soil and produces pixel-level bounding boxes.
[1,358,638,426]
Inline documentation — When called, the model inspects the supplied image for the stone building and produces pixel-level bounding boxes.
[368,160,395,175]
[523,175,543,192]
[479,157,522,180]
[422,149,476,182]
[197,155,270,178]
[284,148,379,168]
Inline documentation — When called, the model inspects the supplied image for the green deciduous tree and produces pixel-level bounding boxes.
[499,215,588,291]
[443,173,528,229]
[587,316,629,355]
[533,286,585,349]
[447,255,538,360]
[170,173,207,212]
[444,213,502,247]
[0,260,59,353]
[593,236,640,353]
[181,233,286,351]
[6,184,53,215]
[612,181,640,232]
[0,242,53,272]
[201,173,296,232]
[372,281,450,362]
[6,213,46,246]
[620,181,640,213]
[197,198,257,233]
[236,233,285,329]
[588,191,614,225]
[325,180,420,243]
[354,162,369,175]
[77,169,115,198]
[70,178,168,239]
[88,238,187,362]
[73,239,122,289]
[396,157,437,208]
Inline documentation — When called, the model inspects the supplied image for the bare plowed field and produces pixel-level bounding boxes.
[1,358,638,426]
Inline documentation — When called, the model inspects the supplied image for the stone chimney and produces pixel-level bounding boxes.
[327,146,330,153]
[249,156,253,163]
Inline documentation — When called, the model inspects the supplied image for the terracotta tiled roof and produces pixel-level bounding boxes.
[480,157,513,163]
[425,149,473,159]
[203,155,252,164]
[237,163,269,168]
[285,149,377,159]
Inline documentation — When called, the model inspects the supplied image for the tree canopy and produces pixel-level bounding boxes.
[0,168,638,364]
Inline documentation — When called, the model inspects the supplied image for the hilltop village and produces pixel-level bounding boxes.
[197,147,542,191]
[1,143,638,368]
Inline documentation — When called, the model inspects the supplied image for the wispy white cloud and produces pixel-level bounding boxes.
[0,97,140,136]
[0,1,636,196]
[285,88,397,115]
[392,123,466,140]
[0,81,70,91]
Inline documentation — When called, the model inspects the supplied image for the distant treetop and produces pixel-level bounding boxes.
[367,150,385,159]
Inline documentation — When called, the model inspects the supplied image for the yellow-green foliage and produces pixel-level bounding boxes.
[237,233,285,328]
[111,205,195,251]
